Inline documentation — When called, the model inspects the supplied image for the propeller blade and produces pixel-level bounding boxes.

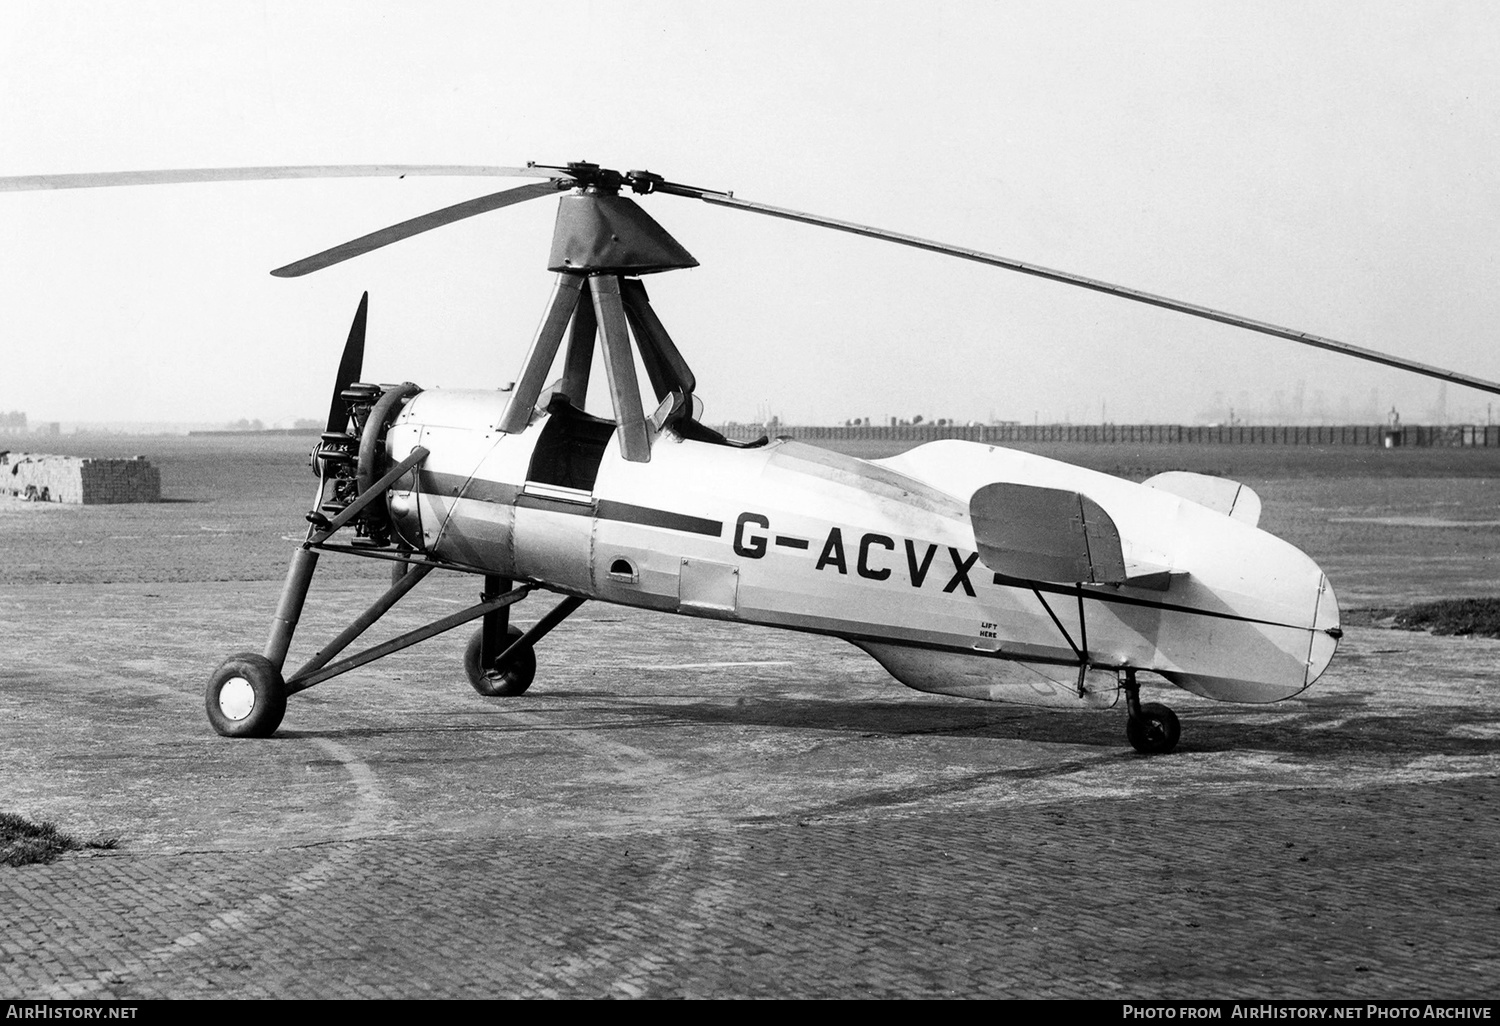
[326,293,369,433]
[270,179,566,277]
[0,165,565,192]
[687,192,1500,398]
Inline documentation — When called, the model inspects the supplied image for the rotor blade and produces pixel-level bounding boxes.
[271,179,566,277]
[0,165,566,192]
[326,293,369,433]
[693,193,1500,398]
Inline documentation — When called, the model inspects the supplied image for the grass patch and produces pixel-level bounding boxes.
[1392,598,1500,638]
[0,813,118,867]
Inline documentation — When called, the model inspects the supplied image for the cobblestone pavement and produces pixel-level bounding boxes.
[2,581,1497,999]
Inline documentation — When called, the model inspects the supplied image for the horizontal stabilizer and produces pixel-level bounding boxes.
[970,483,1127,584]
[1143,471,1261,526]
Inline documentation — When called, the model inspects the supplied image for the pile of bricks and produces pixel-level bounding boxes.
[0,452,161,504]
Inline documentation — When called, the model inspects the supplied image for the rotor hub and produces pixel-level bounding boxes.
[528,161,672,197]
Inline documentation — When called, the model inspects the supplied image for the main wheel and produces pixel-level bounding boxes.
[1126,702,1181,755]
[464,625,537,697]
[206,653,287,738]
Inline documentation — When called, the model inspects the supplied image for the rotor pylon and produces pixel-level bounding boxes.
[498,188,700,461]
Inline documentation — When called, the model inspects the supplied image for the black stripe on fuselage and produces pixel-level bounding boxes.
[595,500,722,537]
[992,572,1310,631]
[418,471,721,538]
[418,471,519,505]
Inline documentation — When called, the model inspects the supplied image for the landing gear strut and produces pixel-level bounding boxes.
[465,586,586,697]
[1121,669,1181,755]
[204,418,545,737]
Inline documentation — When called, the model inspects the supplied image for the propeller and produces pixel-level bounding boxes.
[683,191,1500,399]
[327,292,369,433]
[270,179,567,277]
[5,159,1497,396]
[0,164,564,191]
[254,161,1500,396]
[269,161,708,276]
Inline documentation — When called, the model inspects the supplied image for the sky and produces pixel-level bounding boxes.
[3,0,1499,428]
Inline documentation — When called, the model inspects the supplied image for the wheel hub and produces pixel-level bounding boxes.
[218,677,256,720]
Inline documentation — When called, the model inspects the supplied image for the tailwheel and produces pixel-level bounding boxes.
[206,653,287,738]
[464,625,537,697]
[1121,669,1180,755]
[1126,702,1181,755]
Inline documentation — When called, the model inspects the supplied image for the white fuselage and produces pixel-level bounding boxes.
[383,389,1340,711]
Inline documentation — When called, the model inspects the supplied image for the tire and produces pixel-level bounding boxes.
[1126,702,1181,755]
[206,653,287,738]
[464,625,537,697]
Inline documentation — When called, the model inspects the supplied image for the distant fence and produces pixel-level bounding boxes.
[715,423,1500,447]
[188,428,322,437]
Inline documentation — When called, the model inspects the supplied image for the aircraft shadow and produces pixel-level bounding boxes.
[286,685,1500,762]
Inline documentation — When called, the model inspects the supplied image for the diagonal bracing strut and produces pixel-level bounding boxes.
[285,584,536,694]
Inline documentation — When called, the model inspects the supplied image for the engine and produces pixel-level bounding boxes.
[309,381,423,549]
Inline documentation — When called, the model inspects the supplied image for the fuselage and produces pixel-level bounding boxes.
[381,388,1340,711]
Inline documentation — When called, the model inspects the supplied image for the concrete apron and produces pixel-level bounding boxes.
[2,580,1497,998]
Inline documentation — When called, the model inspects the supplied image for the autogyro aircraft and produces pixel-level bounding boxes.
[8,161,1500,754]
